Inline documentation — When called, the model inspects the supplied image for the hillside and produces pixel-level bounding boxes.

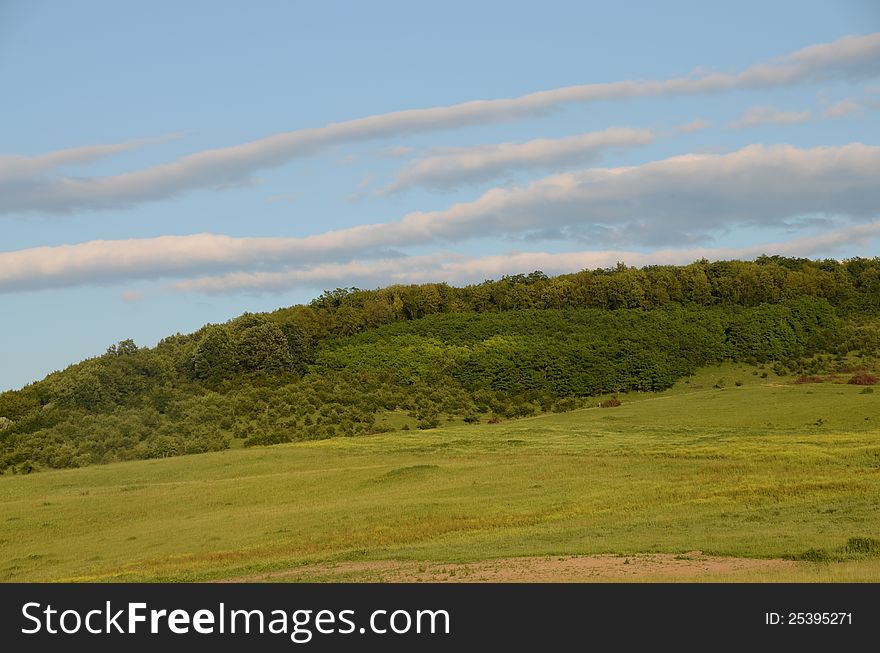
[1,256,879,473]
[2,364,878,582]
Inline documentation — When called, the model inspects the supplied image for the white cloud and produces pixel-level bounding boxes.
[170,221,880,294]
[0,234,330,293]
[823,98,862,118]
[3,32,879,214]
[729,106,813,129]
[381,127,655,193]
[371,143,880,248]
[1,143,878,293]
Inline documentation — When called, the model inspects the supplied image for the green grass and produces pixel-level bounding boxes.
[1,364,878,582]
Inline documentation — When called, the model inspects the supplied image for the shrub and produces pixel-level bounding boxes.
[794,375,829,384]
[844,537,880,557]
[848,372,878,386]
[552,398,579,413]
[599,398,621,408]
[509,403,536,418]
[417,416,440,430]
[787,548,831,562]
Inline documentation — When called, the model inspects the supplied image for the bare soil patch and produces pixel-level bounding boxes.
[227,553,796,583]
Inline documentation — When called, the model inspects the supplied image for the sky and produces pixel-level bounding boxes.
[1,0,879,391]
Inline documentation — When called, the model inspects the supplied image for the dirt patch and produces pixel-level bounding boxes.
[226,553,796,583]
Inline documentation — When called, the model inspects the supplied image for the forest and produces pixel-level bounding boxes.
[1,256,879,473]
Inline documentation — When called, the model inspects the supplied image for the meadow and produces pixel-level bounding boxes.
[1,363,878,582]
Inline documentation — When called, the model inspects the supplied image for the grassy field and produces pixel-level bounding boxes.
[1,363,879,582]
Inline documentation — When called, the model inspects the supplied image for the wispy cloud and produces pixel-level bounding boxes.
[0,133,181,181]
[676,119,712,133]
[1,143,878,294]
[2,32,879,214]
[170,221,880,294]
[380,127,655,193]
[823,98,862,118]
[381,145,416,158]
[730,94,872,128]
[729,106,813,129]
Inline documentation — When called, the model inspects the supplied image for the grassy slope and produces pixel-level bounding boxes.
[1,363,878,582]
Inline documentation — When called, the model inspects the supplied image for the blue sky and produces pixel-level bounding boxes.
[1,0,879,391]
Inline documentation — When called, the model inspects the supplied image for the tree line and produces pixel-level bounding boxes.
[1,256,878,473]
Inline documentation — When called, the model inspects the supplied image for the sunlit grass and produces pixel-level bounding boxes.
[1,363,877,582]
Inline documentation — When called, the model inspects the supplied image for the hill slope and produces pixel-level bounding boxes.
[1,364,878,582]
[1,256,879,473]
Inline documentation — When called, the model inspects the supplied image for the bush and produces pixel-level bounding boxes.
[417,416,440,430]
[844,537,880,557]
[848,372,878,386]
[599,398,621,408]
[787,548,831,562]
[509,403,536,418]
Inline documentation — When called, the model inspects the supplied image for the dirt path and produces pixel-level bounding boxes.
[226,552,796,583]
